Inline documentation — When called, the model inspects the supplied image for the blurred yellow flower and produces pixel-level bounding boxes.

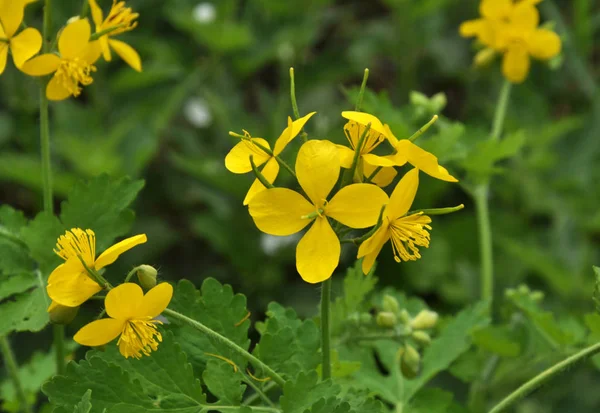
[47,228,147,308]
[88,0,141,72]
[226,112,315,205]
[21,19,102,100]
[74,282,173,359]
[0,0,42,74]
[459,0,561,83]
[337,111,398,187]
[249,140,389,283]
[358,168,432,275]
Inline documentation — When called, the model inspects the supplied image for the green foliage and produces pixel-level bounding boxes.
[73,390,93,413]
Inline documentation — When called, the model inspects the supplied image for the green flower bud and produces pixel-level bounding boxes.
[383,295,400,314]
[137,265,158,289]
[347,312,360,325]
[376,312,397,328]
[530,291,545,302]
[400,344,420,379]
[398,309,411,324]
[49,304,79,325]
[359,313,373,325]
[517,284,530,295]
[410,310,438,330]
[412,330,431,347]
[474,47,496,68]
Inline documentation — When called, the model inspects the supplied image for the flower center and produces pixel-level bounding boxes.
[344,121,385,155]
[54,228,96,266]
[388,214,432,262]
[55,58,97,97]
[103,0,139,36]
[118,317,163,359]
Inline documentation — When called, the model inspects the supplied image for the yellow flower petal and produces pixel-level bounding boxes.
[46,75,72,101]
[296,217,340,283]
[139,283,173,318]
[248,188,314,236]
[58,18,92,59]
[105,282,144,320]
[459,19,484,38]
[273,112,316,156]
[74,318,125,347]
[510,2,539,32]
[527,29,561,60]
[47,259,103,307]
[243,157,280,206]
[0,0,24,38]
[362,153,396,167]
[225,138,272,174]
[99,35,112,61]
[296,140,340,206]
[502,43,530,83]
[341,111,388,136]
[357,223,390,274]
[88,0,104,29]
[397,140,458,182]
[364,163,397,187]
[327,184,389,229]
[109,38,142,72]
[336,145,354,168]
[82,40,103,65]
[387,168,419,220]
[19,53,61,76]
[10,27,42,67]
[0,44,8,75]
[480,0,511,19]
[94,234,147,270]
[383,124,399,147]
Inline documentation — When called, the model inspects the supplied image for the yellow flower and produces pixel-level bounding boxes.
[88,0,141,72]
[47,228,147,308]
[460,0,561,83]
[21,18,101,100]
[0,0,42,74]
[337,111,398,187]
[343,112,458,183]
[226,112,315,205]
[248,139,389,283]
[358,168,432,275]
[74,282,173,359]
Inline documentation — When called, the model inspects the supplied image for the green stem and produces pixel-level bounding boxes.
[80,0,89,18]
[250,156,275,189]
[215,407,280,413]
[229,132,297,179]
[43,0,51,52]
[407,204,465,216]
[162,308,286,388]
[124,266,141,283]
[89,23,127,41]
[355,68,370,111]
[241,373,276,408]
[408,115,438,142]
[342,123,371,187]
[320,278,332,380]
[0,336,32,413]
[474,185,493,302]
[364,166,382,184]
[490,81,511,141]
[40,90,52,213]
[488,342,600,413]
[243,381,277,406]
[289,67,301,120]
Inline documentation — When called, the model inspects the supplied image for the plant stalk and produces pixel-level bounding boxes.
[0,336,32,413]
[320,278,332,380]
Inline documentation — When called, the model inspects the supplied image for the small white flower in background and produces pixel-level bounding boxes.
[193,3,217,24]
[260,234,300,256]
[183,97,213,128]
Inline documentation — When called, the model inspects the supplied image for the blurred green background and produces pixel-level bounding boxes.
[1,0,600,410]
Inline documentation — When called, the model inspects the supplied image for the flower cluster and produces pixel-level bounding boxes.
[460,0,561,83]
[226,110,459,283]
[0,0,140,100]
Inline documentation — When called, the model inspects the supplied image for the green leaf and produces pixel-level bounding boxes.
[59,174,145,251]
[471,325,521,357]
[0,283,49,336]
[460,131,525,178]
[73,390,93,413]
[593,266,600,313]
[168,279,251,372]
[20,212,64,275]
[202,359,246,406]
[0,205,33,275]
[253,302,320,379]
[405,388,453,413]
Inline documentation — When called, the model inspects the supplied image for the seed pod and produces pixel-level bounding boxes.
[137,265,158,289]
[410,310,439,330]
[376,312,398,328]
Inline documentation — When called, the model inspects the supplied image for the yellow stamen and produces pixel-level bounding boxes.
[234,311,251,327]
[204,353,238,372]
[118,317,162,359]
[344,121,385,155]
[246,368,271,382]
[388,213,432,262]
[54,229,96,265]
[102,0,138,36]
[54,58,97,97]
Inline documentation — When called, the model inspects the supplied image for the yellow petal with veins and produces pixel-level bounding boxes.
[10,27,42,67]
[20,53,61,76]
[336,145,354,168]
[327,184,389,229]
[225,138,272,174]
[58,18,92,60]
[364,163,397,187]
[74,318,125,346]
[341,111,388,136]
[296,217,340,283]
[105,282,144,320]
[357,222,390,274]
[47,258,103,307]
[248,188,314,236]
[243,157,280,206]
[139,283,173,318]
[109,39,142,72]
[95,234,147,270]
[0,0,24,38]
[502,43,530,84]
[273,112,316,156]
[296,140,340,206]
[387,168,419,221]
[527,29,561,60]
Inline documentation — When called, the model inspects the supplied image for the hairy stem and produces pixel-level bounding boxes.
[0,336,32,413]
[355,68,369,111]
[320,278,332,380]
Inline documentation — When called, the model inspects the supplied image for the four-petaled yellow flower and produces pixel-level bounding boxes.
[74,282,173,359]
[343,112,458,183]
[460,0,561,83]
[88,0,141,72]
[358,168,432,275]
[337,111,398,187]
[0,0,42,74]
[47,228,147,309]
[226,112,315,205]
[249,139,389,283]
[21,19,101,100]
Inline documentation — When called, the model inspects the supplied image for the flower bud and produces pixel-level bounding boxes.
[410,310,438,330]
[382,295,400,314]
[398,309,411,324]
[400,344,420,379]
[474,47,496,68]
[411,331,431,347]
[49,303,79,325]
[530,291,545,302]
[137,265,158,289]
[376,312,397,328]
[359,313,373,325]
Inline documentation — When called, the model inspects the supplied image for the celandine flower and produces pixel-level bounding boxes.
[88,0,141,71]
[47,228,147,308]
[0,0,42,74]
[249,139,389,283]
[21,19,101,100]
[226,112,315,205]
[460,0,561,83]
[358,168,432,274]
[74,282,173,358]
